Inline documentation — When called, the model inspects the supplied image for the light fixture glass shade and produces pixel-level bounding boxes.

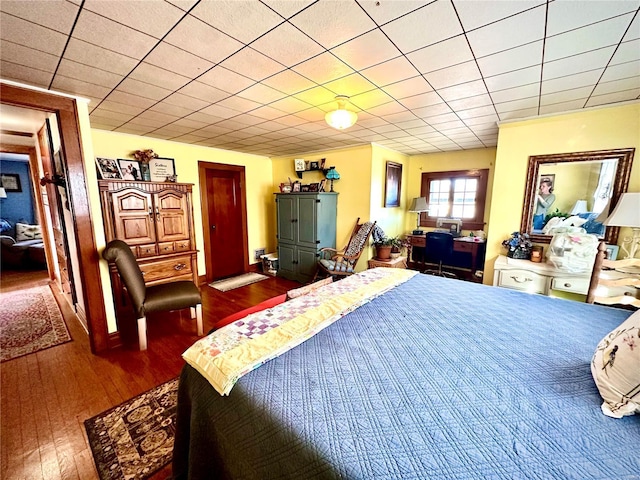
[325,167,340,180]
[603,193,640,227]
[325,96,357,130]
[408,197,429,212]
[0,187,6,199]
[570,200,588,215]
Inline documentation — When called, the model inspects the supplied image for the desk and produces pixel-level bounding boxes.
[407,234,486,278]
[368,256,407,269]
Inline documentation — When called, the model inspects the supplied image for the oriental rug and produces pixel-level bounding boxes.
[0,284,71,362]
[85,377,179,480]
[208,272,268,292]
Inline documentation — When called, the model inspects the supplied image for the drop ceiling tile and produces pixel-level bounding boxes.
[252,22,324,67]
[546,0,638,36]
[467,6,546,58]
[382,1,461,53]
[221,47,286,82]
[152,125,195,137]
[457,105,497,120]
[383,110,419,124]
[611,39,640,65]
[489,83,539,103]
[200,103,243,119]
[360,56,419,87]
[586,88,640,107]
[261,1,314,19]
[438,79,488,102]
[117,78,172,101]
[428,113,462,125]
[0,12,67,55]
[409,35,473,77]
[454,0,544,31]
[84,0,184,38]
[485,65,541,91]
[269,95,313,114]
[411,102,454,118]
[135,110,180,124]
[370,124,402,134]
[541,69,602,94]
[52,75,112,99]
[0,40,59,72]
[104,91,157,109]
[601,60,640,82]
[0,61,52,87]
[593,76,640,95]
[424,61,482,89]
[399,91,442,109]
[622,11,639,41]
[56,59,123,89]
[448,93,493,110]
[63,39,139,76]
[323,73,377,98]
[150,101,194,118]
[190,0,283,44]
[350,89,395,109]
[197,66,256,95]
[172,118,208,129]
[88,114,125,128]
[145,42,214,78]
[164,15,243,64]
[239,82,288,104]
[292,52,355,84]
[114,124,155,135]
[73,10,157,60]
[250,105,288,120]
[177,81,229,103]
[97,100,146,116]
[499,107,539,120]
[495,96,539,113]
[381,76,433,99]
[464,114,499,126]
[294,86,340,107]
[477,41,542,77]
[543,46,615,80]
[262,69,317,95]
[404,125,436,135]
[331,29,400,71]
[539,98,587,116]
[170,134,208,143]
[294,107,327,122]
[128,63,191,91]
[540,86,593,106]
[216,95,262,113]
[0,0,80,34]
[544,14,635,61]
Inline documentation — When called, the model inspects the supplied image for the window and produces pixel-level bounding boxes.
[420,169,489,230]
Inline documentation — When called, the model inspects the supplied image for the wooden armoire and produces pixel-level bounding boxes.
[99,180,198,337]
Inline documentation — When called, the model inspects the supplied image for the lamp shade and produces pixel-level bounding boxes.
[325,96,357,130]
[603,192,640,227]
[325,167,340,180]
[408,197,429,212]
[570,200,588,215]
[0,187,6,199]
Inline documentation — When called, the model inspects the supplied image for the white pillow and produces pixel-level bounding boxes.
[591,310,640,418]
[15,223,42,241]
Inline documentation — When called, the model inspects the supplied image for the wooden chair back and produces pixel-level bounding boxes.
[586,241,640,308]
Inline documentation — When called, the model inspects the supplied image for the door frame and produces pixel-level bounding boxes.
[198,161,249,283]
[0,82,108,353]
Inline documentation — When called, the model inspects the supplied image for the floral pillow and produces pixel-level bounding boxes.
[286,277,333,301]
[15,223,42,241]
[591,310,640,418]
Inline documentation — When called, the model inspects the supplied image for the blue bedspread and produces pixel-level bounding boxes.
[173,273,639,479]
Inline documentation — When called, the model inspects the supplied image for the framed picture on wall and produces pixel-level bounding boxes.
[384,161,402,207]
[0,173,22,192]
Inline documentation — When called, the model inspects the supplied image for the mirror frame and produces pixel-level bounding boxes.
[520,148,635,245]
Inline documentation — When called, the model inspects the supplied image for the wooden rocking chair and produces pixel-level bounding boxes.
[314,218,376,280]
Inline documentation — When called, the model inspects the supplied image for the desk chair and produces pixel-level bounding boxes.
[586,241,640,309]
[103,239,203,350]
[424,231,457,279]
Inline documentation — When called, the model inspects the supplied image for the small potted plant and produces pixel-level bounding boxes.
[373,236,394,260]
[389,236,409,259]
[502,231,533,259]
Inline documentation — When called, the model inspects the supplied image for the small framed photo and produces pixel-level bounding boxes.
[605,244,619,261]
[320,158,326,169]
[308,182,319,192]
[319,179,326,192]
[310,161,319,170]
[301,184,310,192]
[117,159,143,181]
[294,159,305,172]
[95,157,122,180]
[0,173,22,192]
[148,157,175,182]
[292,181,301,192]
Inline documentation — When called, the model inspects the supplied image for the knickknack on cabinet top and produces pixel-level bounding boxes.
[294,158,329,179]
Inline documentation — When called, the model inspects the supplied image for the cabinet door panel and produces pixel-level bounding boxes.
[277,196,296,243]
[277,243,296,280]
[297,196,318,247]
[111,188,155,244]
[155,190,190,242]
[297,248,319,280]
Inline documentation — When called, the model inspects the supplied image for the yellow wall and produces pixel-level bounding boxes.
[407,148,497,236]
[90,130,272,332]
[486,102,640,283]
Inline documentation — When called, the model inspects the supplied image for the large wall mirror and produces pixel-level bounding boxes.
[520,148,635,245]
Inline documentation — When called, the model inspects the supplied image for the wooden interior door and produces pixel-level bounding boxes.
[199,163,248,282]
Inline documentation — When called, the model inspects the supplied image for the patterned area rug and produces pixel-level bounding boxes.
[85,378,178,480]
[208,272,268,292]
[0,284,71,362]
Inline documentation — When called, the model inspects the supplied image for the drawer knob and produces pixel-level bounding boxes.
[564,283,571,287]
[174,263,186,271]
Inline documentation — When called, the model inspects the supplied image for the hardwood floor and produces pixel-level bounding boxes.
[0,268,299,480]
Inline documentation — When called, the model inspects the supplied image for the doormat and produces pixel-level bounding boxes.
[84,377,179,480]
[208,272,268,292]
[0,284,72,362]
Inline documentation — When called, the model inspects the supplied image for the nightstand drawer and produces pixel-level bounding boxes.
[409,236,426,247]
[140,255,192,283]
[498,269,547,294]
[551,276,590,294]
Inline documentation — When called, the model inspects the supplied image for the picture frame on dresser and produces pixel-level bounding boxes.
[95,157,123,180]
[148,157,175,182]
[605,244,619,260]
[117,159,143,181]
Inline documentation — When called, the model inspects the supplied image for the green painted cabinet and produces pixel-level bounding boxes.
[275,193,337,283]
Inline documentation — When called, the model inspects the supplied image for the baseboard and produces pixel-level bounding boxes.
[107,331,122,349]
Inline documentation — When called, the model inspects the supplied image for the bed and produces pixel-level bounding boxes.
[173,269,639,479]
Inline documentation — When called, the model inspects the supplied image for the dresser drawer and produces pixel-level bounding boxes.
[158,241,175,254]
[498,269,547,294]
[175,240,191,252]
[140,255,192,283]
[410,236,426,247]
[137,244,157,257]
[551,276,590,294]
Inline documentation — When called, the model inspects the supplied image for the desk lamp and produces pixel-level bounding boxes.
[603,192,640,259]
[408,197,429,234]
[325,167,340,192]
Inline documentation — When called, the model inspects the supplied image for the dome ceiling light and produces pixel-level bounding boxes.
[325,95,358,130]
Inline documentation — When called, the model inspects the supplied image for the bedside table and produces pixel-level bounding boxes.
[368,256,407,269]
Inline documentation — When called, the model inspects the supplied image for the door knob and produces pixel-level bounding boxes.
[211,225,216,230]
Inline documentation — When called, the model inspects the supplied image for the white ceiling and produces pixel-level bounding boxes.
[1,0,638,158]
